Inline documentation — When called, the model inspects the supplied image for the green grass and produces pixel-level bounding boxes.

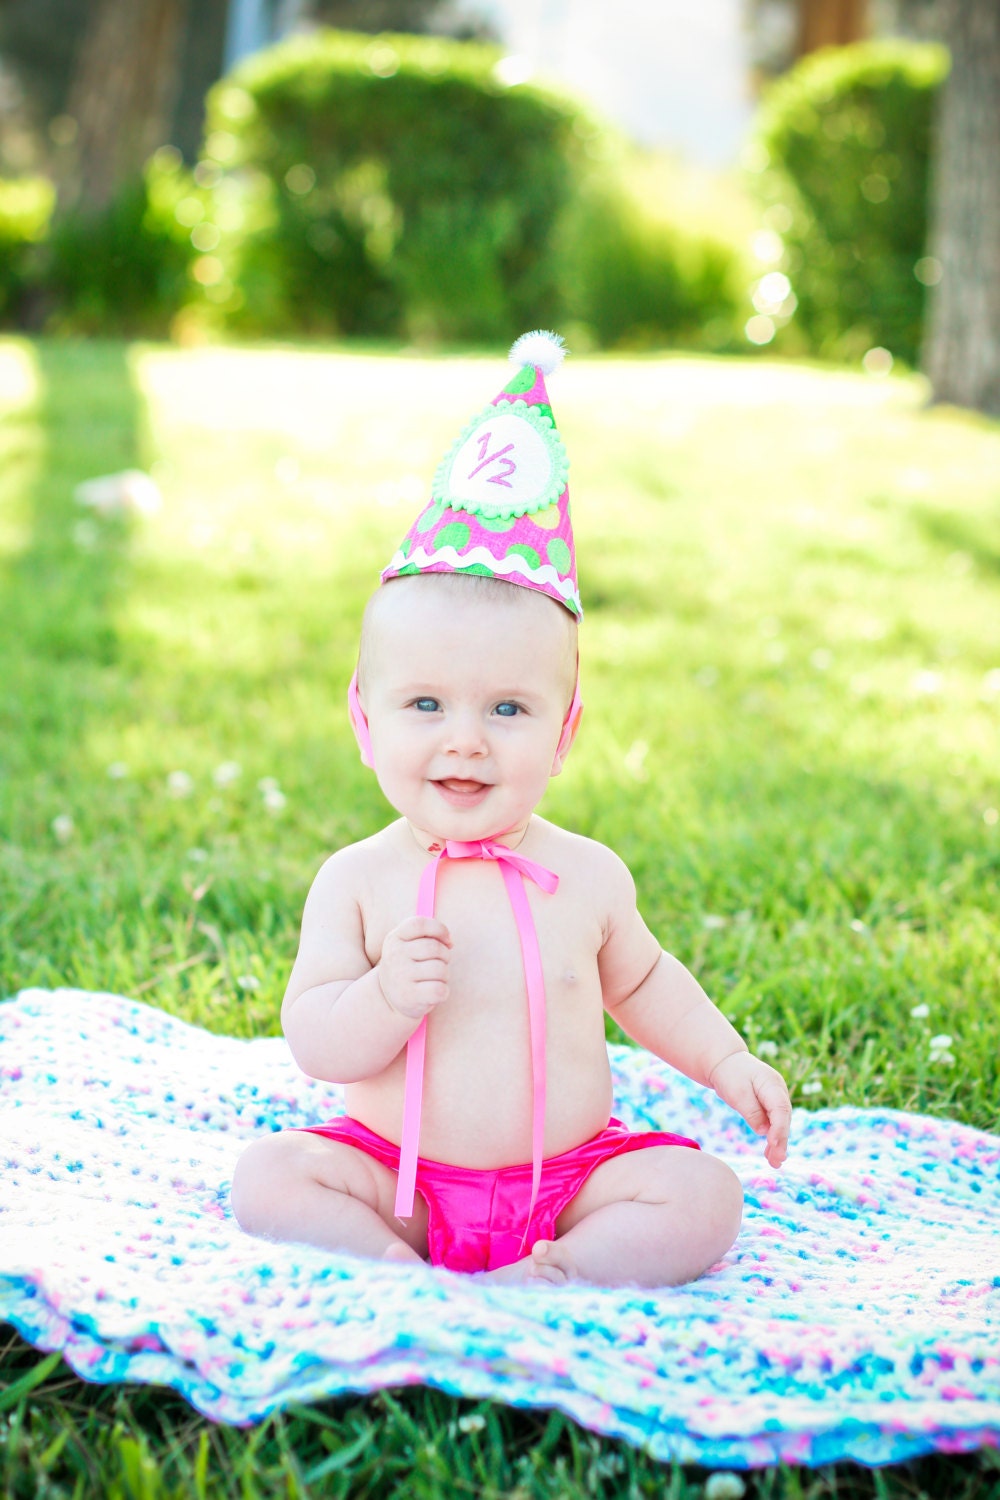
[1,336,998,1497]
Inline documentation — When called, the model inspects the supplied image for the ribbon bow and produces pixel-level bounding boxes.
[394,838,559,1251]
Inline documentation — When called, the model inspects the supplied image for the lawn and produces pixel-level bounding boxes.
[1,336,998,1497]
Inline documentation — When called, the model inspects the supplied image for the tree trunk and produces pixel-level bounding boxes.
[60,0,187,215]
[922,0,1000,416]
[171,0,231,161]
[796,0,869,56]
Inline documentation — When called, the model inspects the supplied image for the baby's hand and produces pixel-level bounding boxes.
[710,1051,792,1169]
[377,916,452,1021]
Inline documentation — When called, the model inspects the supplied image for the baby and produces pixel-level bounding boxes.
[231,334,791,1287]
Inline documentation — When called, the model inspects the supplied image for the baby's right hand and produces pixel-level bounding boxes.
[377,916,452,1020]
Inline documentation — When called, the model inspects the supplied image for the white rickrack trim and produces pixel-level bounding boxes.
[384,545,581,613]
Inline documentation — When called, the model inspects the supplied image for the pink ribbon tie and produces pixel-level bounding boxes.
[394,838,558,1253]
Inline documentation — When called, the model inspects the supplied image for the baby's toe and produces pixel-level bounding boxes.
[529,1239,573,1285]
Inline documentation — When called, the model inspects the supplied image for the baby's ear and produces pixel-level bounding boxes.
[347,670,374,769]
[550,694,583,775]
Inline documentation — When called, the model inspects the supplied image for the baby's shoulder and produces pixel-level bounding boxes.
[306,821,405,899]
[533,819,636,895]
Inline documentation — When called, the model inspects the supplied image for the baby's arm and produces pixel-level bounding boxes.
[281,848,451,1084]
[596,848,792,1168]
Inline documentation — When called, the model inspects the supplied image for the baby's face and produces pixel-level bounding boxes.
[360,580,575,846]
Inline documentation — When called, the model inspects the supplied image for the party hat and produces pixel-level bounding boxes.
[381,331,580,616]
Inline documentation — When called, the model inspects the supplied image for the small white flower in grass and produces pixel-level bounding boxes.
[456,1413,486,1434]
[106,761,129,779]
[705,1473,746,1500]
[51,814,75,844]
[213,760,242,788]
[187,848,208,863]
[701,914,727,930]
[236,974,261,991]
[756,1040,779,1059]
[910,1003,930,1019]
[74,469,162,518]
[910,670,942,697]
[257,777,280,793]
[167,770,194,798]
[801,1079,823,1097]
[623,739,648,781]
[262,786,287,813]
[929,1033,955,1065]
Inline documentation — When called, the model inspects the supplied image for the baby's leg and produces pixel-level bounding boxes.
[536,1146,742,1288]
[230,1131,429,1264]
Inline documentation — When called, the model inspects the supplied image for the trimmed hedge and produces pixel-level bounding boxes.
[198,29,597,341]
[556,174,744,352]
[0,29,747,349]
[752,40,949,363]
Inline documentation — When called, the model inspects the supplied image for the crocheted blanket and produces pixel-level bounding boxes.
[1,989,997,1470]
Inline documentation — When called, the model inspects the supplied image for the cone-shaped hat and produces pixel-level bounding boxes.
[381,330,580,616]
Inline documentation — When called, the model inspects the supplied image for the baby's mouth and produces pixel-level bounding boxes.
[433,777,491,803]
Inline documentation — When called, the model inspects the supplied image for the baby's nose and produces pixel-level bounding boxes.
[443,711,488,756]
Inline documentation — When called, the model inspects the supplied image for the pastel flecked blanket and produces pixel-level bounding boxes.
[1,989,998,1469]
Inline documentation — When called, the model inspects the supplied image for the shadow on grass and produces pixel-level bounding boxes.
[909,500,1000,577]
[0,339,147,784]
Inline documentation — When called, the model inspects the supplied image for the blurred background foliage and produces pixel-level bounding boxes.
[752,39,948,365]
[0,24,949,360]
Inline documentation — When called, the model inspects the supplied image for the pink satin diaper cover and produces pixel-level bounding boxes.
[301,1114,699,1273]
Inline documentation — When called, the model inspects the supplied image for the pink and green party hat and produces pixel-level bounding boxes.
[381,330,581,617]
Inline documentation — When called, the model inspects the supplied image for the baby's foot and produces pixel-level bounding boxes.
[483,1240,575,1286]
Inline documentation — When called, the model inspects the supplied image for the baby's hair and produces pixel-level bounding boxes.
[357,573,579,708]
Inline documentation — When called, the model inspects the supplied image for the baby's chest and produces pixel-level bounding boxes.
[373,866,601,1010]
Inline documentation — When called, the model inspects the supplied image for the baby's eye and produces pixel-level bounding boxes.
[493,701,521,718]
[413,698,440,713]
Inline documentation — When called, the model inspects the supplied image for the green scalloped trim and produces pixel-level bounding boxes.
[432,399,569,521]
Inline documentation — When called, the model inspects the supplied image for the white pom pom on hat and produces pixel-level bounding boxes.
[508,329,567,376]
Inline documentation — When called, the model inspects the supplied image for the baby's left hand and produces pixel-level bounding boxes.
[710,1051,792,1168]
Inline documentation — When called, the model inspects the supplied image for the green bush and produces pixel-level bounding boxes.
[0,176,55,323]
[197,29,597,342]
[42,149,198,336]
[0,31,749,348]
[751,40,948,363]
[557,172,744,352]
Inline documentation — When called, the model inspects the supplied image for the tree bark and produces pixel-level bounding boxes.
[922,0,1000,415]
[796,0,869,56]
[60,0,187,215]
